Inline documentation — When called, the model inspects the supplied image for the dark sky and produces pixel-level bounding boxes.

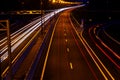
[0,0,43,11]
[68,0,84,1]
[0,0,19,10]
[88,0,120,10]
[0,0,119,11]
[0,0,86,11]
[66,0,81,1]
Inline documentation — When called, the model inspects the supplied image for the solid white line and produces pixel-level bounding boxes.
[40,15,60,80]
[70,62,73,70]
[95,34,120,59]
[65,39,68,42]
[64,33,67,36]
[69,15,114,80]
[1,26,42,78]
[67,48,70,52]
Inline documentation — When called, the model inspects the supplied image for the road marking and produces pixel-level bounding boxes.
[67,48,70,52]
[70,62,73,69]
[64,29,66,32]
[65,39,68,42]
[64,33,67,36]
[94,28,96,34]
[69,16,114,79]
[40,15,60,80]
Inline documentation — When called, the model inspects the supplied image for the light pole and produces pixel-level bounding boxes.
[40,0,45,34]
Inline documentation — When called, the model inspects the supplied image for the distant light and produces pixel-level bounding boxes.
[87,1,89,4]
[89,19,92,22]
[108,16,112,20]
[52,0,56,3]
[21,2,25,5]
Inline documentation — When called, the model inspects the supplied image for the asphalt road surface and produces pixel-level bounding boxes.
[41,9,104,80]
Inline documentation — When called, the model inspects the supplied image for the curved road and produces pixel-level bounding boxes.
[39,9,104,80]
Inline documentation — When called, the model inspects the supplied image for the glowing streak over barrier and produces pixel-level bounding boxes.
[0,4,85,62]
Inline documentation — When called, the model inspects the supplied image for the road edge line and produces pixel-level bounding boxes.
[70,14,114,80]
[40,15,60,80]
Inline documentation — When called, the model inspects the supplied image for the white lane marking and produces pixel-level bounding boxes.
[69,16,114,79]
[67,48,70,52]
[64,33,67,36]
[65,39,68,42]
[70,62,73,69]
[40,14,60,80]
[94,28,96,34]
[64,29,66,32]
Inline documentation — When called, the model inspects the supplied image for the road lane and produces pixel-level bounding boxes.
[1,5,86,79]
[42,9,101,80]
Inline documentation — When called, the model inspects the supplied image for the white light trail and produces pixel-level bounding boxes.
[0,4,85,62]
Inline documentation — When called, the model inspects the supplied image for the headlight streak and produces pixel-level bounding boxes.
[89,27,120,69]
[103,29,120,45]
[95,27,120,59]
[0,4,85,62]
[92,26,120,70]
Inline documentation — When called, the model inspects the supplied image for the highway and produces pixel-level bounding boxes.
[1,4,120,80]
[1,5,85,79]
[0,5,84,62]
[0,11,57,62]
[1,13,54,79]
[38,9,104,80]
[13,15,57,79]
[40,9,120,80]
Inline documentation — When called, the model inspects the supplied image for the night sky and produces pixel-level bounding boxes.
[88,0,120,10]
[0,0,41,11]
[0,0,84,11]
[0,0,50,11]
[0,0,119,11]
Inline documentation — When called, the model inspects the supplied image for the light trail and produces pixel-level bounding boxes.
[103,29,120,45]
[94,26,120,59]
[70,15,114,79]
[0,4,85,62]
[95,33,120,59]
[69,15,98,79]
[70,62,73,69]
[89,27,120,69]
[81,29,114,80]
